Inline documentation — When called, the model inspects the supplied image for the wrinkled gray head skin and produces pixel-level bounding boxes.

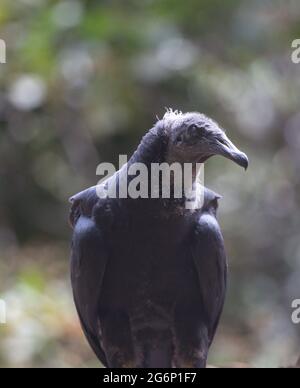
[163,109,249,169]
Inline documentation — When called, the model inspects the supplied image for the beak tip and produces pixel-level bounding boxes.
[241,154,249,171]
[213,133,249,170]
[231,151,248,170]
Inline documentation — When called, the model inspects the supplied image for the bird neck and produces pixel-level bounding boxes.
[129,122,168,166]
[117,124,203,211]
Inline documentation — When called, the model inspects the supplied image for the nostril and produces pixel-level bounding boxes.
[218,138,227,146]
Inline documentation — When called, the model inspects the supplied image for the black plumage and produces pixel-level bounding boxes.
[69,110,248,368]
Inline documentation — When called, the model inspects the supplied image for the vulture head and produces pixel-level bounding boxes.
[163,109,249,169]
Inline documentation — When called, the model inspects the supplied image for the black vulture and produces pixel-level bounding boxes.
[69,110,248,368]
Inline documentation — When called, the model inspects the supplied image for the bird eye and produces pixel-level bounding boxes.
[176,135,183,143]
[189,124,205,136]
[189,124,198,132]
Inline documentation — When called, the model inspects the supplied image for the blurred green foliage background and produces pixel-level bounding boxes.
[0,0,300,368]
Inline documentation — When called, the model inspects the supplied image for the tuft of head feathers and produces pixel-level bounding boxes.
[162,108,183,121]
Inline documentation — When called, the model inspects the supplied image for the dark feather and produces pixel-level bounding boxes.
[70,184,226,367]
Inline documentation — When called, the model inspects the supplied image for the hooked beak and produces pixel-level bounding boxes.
[212,132,249,170]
